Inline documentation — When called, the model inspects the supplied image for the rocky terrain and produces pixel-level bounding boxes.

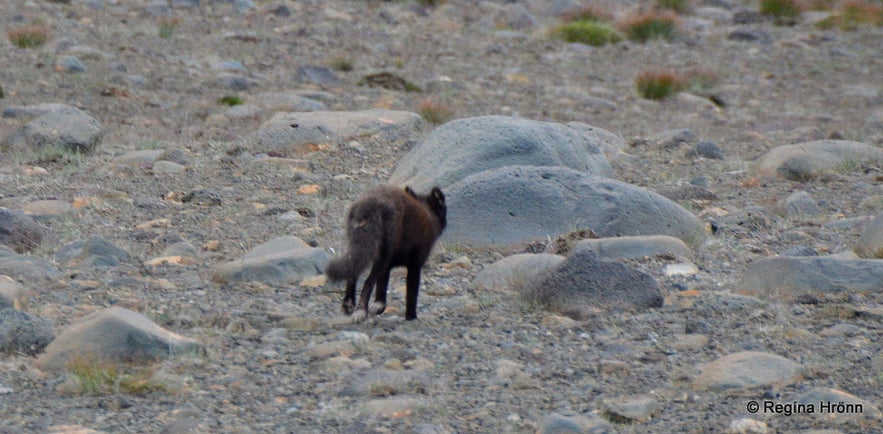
[1,0,882,433]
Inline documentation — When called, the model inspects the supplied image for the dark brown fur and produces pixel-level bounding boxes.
[325,185,447,321]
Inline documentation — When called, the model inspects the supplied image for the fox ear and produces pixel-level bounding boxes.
[431,187,445,203]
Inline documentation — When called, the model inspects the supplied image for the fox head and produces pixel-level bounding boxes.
[405,186,447,229]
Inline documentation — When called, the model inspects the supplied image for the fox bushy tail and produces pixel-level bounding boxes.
[324,207,385,281]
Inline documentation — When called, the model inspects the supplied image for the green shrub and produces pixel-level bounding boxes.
[759,0,803,19]
[554,20,624,46]
[218,95,244,106]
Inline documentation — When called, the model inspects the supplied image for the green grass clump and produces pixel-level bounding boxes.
[656,0,691,12]
[61,354,169,396]
[329,56,354,72]
[7,23,50,48]
[814,0,883,30]
[218,95,244,106]
[759,0,803,19]
[157,16,181,39]
[620,11,680,42]
[554,20,624,46]
[635,68,685,100]
[840,0,883,27]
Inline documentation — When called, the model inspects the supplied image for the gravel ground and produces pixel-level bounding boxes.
[1,0,882,433]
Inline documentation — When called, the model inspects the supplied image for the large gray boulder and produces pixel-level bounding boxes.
[389,116,614,192]
[211,236,328,285]
[1,105,103,154]
[756,140,883,181]
[443,166,706,247]
[522,250,664,319]
[241,109,423,155]
[36,306,204,371]
[740,256,883,295]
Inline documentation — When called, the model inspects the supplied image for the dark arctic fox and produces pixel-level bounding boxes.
[325,185,447,321]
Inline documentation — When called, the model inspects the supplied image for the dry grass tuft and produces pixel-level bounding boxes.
[619,10,680,42]
[559,5,614,23]
[418,98,455,125]
[7,23,50,48]
[635,68,685,100]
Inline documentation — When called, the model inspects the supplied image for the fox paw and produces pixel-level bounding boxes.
[369,301,387,316]
[341,299,355,316]
[349,309,368,323]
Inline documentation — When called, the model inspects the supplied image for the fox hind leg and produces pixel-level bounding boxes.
[370,267,391,316]
[341,277,357,315]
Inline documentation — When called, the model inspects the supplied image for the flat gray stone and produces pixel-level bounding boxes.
[390,115,614,192]
[693,351,804,391]
[36,306,204,371]
[472,253,565,292]
[251,91,328,112]
[443,166,706,247]
[522,249,663,319]
[740,256,883,295]
[242,109,422,155]
[1,105,103,154]
[572,235,692,260]
[540,412,615,434]
[0,248,60,282]
[212,236,328,285]
[757,140,883,181]
[2,103,72,119]
[54,236,130,267]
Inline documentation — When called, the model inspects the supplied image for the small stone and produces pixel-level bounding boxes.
[686,141,725,159]
[728,418,767,434]
[602,396,661,423]
[663,262,699,277]
[296,65,340,87]
[778,191,822,220]
[55,56,86,73]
